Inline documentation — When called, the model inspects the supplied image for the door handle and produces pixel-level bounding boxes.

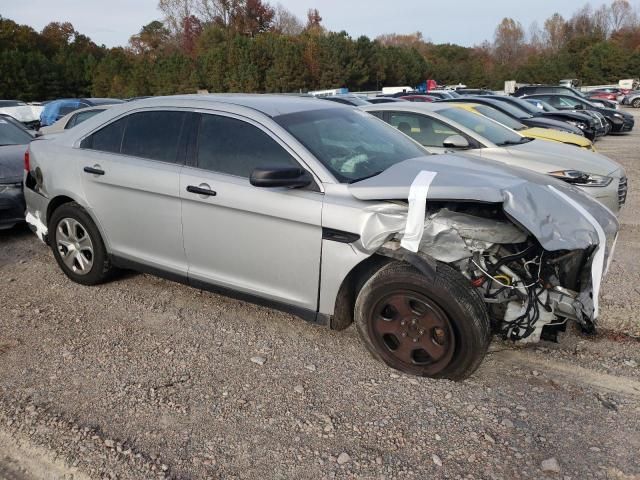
[186,185,217,197]
[84,166,105,175]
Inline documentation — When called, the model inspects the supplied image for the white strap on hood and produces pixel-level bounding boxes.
[401,170,438,253]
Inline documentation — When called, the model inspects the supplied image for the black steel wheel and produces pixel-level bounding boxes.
[355,261,491,380]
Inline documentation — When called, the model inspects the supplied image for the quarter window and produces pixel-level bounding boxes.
[196,114,297,177]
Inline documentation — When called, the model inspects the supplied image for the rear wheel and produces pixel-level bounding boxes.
[632,98,640,108]
[354,261,491,380]
[49,202,112,285]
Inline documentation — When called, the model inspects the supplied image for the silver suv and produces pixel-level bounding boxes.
[24,95,618,380]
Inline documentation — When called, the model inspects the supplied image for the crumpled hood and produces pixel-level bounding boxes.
[0,144,27,183]
[505,139,622,176]
[0,106,38,123]
[348,155,619,253]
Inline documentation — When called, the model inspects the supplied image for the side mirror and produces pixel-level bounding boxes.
[442,134,470,149]
[574,104,584,110]
[250,166,312,188]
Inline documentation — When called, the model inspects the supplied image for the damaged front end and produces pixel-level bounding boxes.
[347,156,620,344]
[378,204,606,342]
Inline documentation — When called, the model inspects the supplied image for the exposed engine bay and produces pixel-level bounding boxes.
[381,203,601,343]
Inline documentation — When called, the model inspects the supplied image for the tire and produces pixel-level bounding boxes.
[633,98,640,108]
[354,261,491,381]
[49,202,112,285]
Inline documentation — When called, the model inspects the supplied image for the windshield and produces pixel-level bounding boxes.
[569,87,587,98]
[0,118,32,145]
[437,107,525,146]
[274,108,427,183]
[472,105,527,131]
[484,100,532,119]
[498,97,541,115]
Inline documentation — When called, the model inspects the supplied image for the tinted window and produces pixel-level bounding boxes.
[556,96,584,108]
[388,111,459,147]
[274,108,426,183]
[196,115,296,177]
[121,111,187,163]
[82,117,126,153]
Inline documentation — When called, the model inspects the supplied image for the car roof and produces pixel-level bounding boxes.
[130,94,348,117]
[360,101,449,114]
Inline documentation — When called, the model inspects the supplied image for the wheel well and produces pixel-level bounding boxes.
[46,196,75,227]
[329,254,391,331]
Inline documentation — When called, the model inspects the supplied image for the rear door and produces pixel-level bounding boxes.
[180,112,323,310]
[79,109,190,276]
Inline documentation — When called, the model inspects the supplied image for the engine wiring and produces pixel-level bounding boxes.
[471,248,551,341]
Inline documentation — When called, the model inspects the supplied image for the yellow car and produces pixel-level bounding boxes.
[450,103,596,151]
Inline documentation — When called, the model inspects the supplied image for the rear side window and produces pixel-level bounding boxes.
[69,109,104,129]
[196,114,297,178]
[121,111,187,163]
[81,117,126,153]
[82,111,187,163]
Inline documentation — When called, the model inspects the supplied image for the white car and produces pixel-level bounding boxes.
[0,100,40,129]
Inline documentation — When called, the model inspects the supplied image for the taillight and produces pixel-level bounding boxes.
[24,148,30,172]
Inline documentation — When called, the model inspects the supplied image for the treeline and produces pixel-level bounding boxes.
[400,0,640,88]
[1,0,640,101]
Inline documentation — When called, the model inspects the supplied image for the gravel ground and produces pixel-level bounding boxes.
[1,110,639,479]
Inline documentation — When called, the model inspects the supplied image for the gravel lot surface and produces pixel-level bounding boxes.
[1,110,639,479]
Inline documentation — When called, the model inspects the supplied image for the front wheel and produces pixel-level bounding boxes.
[49,202,112,285]
[632,98,640,108]
[354,261,491,380]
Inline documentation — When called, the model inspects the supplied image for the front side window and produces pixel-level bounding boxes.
[388,111,460,147]
[557,96,583,108]
[274,107,427,183]
[437,107,524,146]
[196,114,297,178]
[121,111,186,163]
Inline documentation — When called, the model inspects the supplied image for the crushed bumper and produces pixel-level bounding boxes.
[0,184,25,230]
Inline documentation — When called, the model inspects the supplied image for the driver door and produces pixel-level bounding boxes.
[180,112,323,311]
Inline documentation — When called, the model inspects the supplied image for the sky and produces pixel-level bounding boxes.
[2,0,637,47]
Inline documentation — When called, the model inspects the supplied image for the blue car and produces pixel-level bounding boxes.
[40,98,124,127]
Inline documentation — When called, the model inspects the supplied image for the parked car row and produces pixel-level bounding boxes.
[9,93,623,382]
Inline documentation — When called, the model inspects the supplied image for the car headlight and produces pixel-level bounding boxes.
[548,170,613,187]
[0,182,22,194]
[567,120,587,130]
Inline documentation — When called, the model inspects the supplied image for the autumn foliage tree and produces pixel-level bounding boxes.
[2,0,640,101]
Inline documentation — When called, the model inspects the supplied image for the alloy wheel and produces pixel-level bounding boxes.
[55,217,95,276]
